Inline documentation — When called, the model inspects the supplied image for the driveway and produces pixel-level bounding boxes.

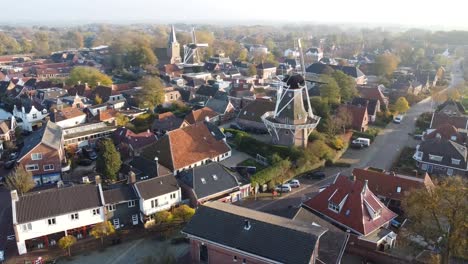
[220,149,253,168]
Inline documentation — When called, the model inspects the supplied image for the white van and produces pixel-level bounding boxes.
[351,137,371,147]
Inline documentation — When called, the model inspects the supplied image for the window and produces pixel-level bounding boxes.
[92,208,100,215]
[47,218,56,225]
[43,164,54,171]
[151,199,158,208]
[447,168,454,176]
[451,159,461,165]
[25,164,39,171]
[106,204,116,211]
[421,163,428,170]
[128,200,135,208]
[212,174,218,180]
[328,202,340,213]
[32,113,37,119]
[113,218,120,228]
[233,256,238,262]
[22,223,32,232]
[170,193,176,199]
[201,178,206,184]
[70,213,79,220]
[429,154,443,162]
[242,259,247,264]
[415,151,423,159]
[31,153,43,160]
[396,187,401,193]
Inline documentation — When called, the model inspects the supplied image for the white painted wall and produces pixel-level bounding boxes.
[13,106,48,131]
[15,206,105,255]
[55,114,87,128]
[140,190,181,216]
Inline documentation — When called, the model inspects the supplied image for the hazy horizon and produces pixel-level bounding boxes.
[1,0,467,30]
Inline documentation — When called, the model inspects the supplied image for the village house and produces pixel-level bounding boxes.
[143,122,231,174]
[357,85,389,110]
[184,107,219,125]
[352,167,434,213]
[0,117,16,141]
[152,112,186,136]
[103,185,140,229]
[306,63,367,85]
[256,62,277,80]
[162,87,182,107]
[113,127,157,157]
[236,99,275,132]
[11,184,106,255]
[177,163,250,207]
[13,100,49,131]
[302,175,398,252]
[182,201,328,264]
[305,47,324,63]
[133,174,181,226]
[338,104,369,132]
[62,122,117,148]
[16,121,66,185]
[351,97,380,123]
[50,103,87,128]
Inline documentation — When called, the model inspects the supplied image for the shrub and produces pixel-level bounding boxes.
[308,140,334,160]
[308,131,325,142]
[328,136,345,150]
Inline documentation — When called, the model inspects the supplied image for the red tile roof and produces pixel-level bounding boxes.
[184,107,218,124]
[99,108,118,122]
[143,122,230,171]
[114,127,157,150]
[303,175,397,235]
[358,86,387,106]
[352,168,434,201]
[430,113,468,130]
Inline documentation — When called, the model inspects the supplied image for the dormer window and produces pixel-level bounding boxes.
[452,158,461,165]
[429,154,443,162]
[201,178,206,184]
[328,202,340,213]
[451,136,457,141]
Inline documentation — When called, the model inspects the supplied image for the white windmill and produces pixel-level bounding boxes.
[182,28,208,66]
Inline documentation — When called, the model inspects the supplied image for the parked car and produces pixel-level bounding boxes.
[413,134,423,140]
[305,171,325,180]
[275,184,292,193]
[351,137,370,147]
[78,158,94,166]
[3,160,16,169]
[83,147,97,160]
[288,179,300,188]
[393,115,404,124]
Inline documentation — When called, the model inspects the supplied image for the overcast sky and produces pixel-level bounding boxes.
[3,0,467,29]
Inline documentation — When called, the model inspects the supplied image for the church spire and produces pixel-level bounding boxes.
[169,25,177,45]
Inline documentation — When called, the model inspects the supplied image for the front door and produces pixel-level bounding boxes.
[132,214,138,225]
[113,218,120,229]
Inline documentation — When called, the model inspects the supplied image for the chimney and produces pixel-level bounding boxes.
[128,171,136,184]
[244,220,251,230]
[155,157,159,176]
[78,81,81,85]
[97,82,101,86]
[10,190,19,202]
[95,175,102,185]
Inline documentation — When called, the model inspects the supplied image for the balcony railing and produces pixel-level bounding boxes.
[261,111,320,130]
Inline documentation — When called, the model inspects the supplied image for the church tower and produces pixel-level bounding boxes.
[167,25,181,64]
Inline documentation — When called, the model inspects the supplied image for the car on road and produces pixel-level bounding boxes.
[305,171,325,180]
[275,184,292,193]
[83,147,98,160]
[351,137,370,147]
[393,115,404,124]
[287,179,300,188]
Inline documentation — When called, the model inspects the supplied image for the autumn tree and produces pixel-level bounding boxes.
[237,49,248,61]
[90,221,116,245]
[375,54,400,76]
[394,97,410,114]
[319,76,341,105]
[154,211,174,225]
[331,70,357,101]
[96,138,122,181]
[247,64,257,77]
[94,94,103,105]
[447,89,461,101]
[115,113,130,126]
[58,235,77,257]
[403,177,467,263]
[66,67,112,87]
[6,166,35,196]
[334,108,353,135]
[136,76,165,112]
[173,205,195,223]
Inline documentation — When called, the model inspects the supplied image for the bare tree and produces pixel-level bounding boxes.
[6,166,35,196]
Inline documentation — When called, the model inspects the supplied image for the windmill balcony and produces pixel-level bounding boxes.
[261,111,320,130]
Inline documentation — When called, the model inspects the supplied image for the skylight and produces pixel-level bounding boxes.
[201,178,206,184]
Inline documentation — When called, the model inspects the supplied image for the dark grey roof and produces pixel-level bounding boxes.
[103,185,137,204]
[351,97,379,115]
[134,174,179,200]
[306,63,364,78]
[178,163,239,199]
[205,121,226,141]
[129,156,159,179]
[183,202,327,264]
[196,85,219,97]
[256,62,276,70]
[293,207,349,264]
[438,99,466,114]
[16,184,102,224]
[237,100,275,123]
[418,138,467,169]
[18,121,62,160]
[205,98,230,114]
[152,114,184,132]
